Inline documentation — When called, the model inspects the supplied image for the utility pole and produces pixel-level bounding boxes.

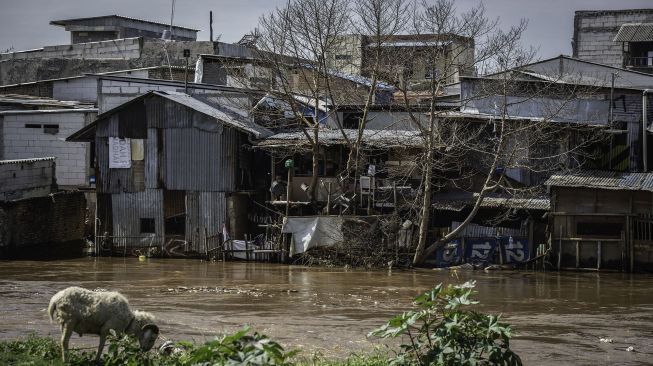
[210,11,214,42]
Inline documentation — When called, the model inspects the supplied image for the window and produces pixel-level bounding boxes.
[25,124,41,129]
[140,218,156,233]
[335,54,352,61]
[576,222,623,237]
[43,124,59,135]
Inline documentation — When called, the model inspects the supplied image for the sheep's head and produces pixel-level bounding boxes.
[133,310,159,351]
[138,324,159,351]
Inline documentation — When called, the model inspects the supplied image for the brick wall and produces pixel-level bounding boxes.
[1,111,96,186]
[0,158,55,200]
[573,10,653,68]
[0,191,86,258]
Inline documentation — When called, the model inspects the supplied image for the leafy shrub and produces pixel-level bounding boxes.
[369,281,522,366]
[177,326,297,365]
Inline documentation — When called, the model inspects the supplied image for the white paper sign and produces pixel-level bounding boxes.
[109,137,132,169]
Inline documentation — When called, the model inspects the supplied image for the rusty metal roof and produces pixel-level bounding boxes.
[614,23,653,42]
[68,90,272,142]
[256,129,423,148]
[0,157,56,165]
[546,170,653,192]
[431,191,550,211]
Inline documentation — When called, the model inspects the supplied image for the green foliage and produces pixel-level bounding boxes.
[177,326,298,365]
[296,352,390,366]
[0,327,297,366]
[369,281,522,366]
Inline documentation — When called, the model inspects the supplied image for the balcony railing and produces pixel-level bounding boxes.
[625,56,653,68]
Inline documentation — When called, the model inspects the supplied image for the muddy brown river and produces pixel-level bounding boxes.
[0,258,651,365]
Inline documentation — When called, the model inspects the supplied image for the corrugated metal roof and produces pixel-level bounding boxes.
[68,90,272,142]
[154,91,272,138]
[50,15,199,32]
[0,94,95,109]
[431,192,550,211]
[614,23,653,42]
[257,129,423,148]
[0,157,56,165]
[545,170,653,192]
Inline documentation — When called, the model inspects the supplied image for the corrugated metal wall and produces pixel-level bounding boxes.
[111,189,164,250]
[94,94,244,255]
[186,191,226,253]
[163,127,239,191]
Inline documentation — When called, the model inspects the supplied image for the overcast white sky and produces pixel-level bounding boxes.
[1,0,651,59]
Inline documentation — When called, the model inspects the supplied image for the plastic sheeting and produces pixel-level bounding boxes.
[282,216,344,255]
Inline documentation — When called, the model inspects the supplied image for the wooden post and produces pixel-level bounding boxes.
[558,226,562,270]
[286,167,292,217]
[246,234,250,261]
[575,240,580,268]
[528,219,534,261]
[629,225,635,273]
[597,240,602,270]
[393,182,398,214]
[204,228,208,259]
[326,182,331,215]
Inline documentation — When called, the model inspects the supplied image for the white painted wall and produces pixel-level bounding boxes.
[0,111,96,186]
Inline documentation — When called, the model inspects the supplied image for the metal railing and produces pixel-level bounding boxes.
[625,56,653,68]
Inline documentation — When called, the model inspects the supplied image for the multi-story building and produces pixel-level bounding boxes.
[326,33,475,87]
[573,9,653,73]
[50,15,198,43]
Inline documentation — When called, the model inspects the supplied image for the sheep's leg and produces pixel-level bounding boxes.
[60,325,73,362]
[95,333,107,361]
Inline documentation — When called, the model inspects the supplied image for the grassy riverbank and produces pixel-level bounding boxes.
[1,282,521,365]
[0,334,388,366]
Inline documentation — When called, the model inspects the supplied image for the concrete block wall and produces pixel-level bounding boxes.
[1,111,96,186]
[98,78,251,113]
[574,10,653,68]
[52,77,98,103]
[0,38,142,61]
[0,158,55,200]
[0,38,210,85]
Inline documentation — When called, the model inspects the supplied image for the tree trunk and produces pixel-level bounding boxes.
[309,127,319,201]
[413,145,434,265]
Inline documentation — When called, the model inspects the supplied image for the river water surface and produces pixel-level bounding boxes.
[0,258,651,365]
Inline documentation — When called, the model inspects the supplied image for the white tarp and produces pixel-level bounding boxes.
[282,216,343,255]
[108,137,132,169]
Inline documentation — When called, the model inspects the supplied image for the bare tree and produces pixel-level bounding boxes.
[230,0,607,266]
[390,1,607,265]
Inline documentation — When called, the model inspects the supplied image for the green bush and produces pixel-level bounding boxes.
[369,281,522,366]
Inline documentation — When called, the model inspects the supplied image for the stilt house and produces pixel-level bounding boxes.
[68,90,272,256]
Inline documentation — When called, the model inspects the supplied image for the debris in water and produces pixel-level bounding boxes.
[164,286,265,297]
[599,338,613,343]
[626,346,634,352]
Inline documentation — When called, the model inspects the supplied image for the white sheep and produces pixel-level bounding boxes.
[48,286,159,362]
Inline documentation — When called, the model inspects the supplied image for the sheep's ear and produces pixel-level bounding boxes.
[142,324,159,334]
